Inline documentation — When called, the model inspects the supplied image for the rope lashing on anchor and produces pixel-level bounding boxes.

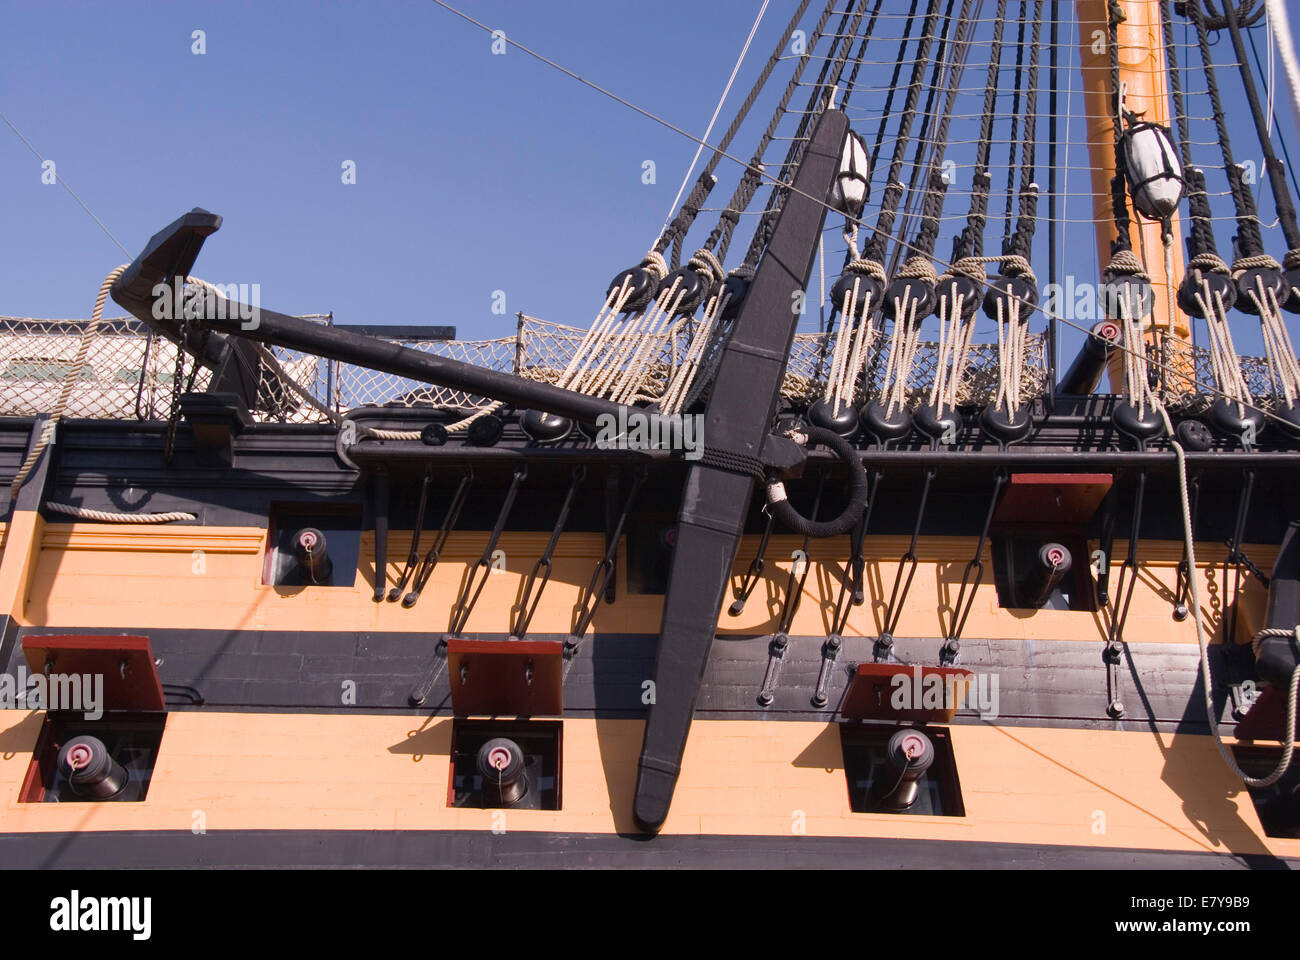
[10,267,211,523]
[764,425,869,539]
[185,277,496,444]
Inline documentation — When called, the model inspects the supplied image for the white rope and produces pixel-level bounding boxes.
[1239,270,1300,407]
[1114,279,1159,417]
[823,289,855,405]
[660,285,731,415]
[929,291,974,412]
[10,264,129,500]
[1266,0,1300,141]
[1191,265,1254,415]
[880,293,923,418]
[609,282,686,404]
[992,296,1030,414]
[840,290,875,411]
[556,277,637,390]
[1160,402,1299,788]
[1261,283,1300,406]
[45,502,196,523]
[363,400,506,441]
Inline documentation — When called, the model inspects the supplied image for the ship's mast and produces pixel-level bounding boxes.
[1078,0,1188,388]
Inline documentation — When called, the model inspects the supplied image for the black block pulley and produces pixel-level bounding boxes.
[657,267,710,316]
[807,398,859,437]
[830,271,884,320]
[420,422,448,446]
[466,414,505,447]
[859,399,913,445]
[520,409,573,443]
[607,266,657,313]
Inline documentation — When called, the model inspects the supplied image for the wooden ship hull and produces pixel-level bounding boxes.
[2,0,1300,868]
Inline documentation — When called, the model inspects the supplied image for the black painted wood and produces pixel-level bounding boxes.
[632,109,848,833]
[0,828,1287,869]
[2,626,1233,734]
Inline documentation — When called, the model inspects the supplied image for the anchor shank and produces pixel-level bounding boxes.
[632,109,848,834]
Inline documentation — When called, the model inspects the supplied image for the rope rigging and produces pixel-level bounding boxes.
[1180,0,1300,436]
[17,0,1300,801]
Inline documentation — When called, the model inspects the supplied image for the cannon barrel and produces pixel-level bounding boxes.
[110,209,629,425]
[1056,320,1121,395]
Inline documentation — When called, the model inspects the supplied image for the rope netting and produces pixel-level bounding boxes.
[783,326,1050,406]
[0,312,1290,423]
[0,316,509,423]
[1161,334,1286,412]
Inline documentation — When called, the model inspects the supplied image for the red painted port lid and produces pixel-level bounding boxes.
[841,662,976,723]
[992,473,1114,526]
[1234,684,1300,743]
[21,635,165,713]
[446,637,563,717]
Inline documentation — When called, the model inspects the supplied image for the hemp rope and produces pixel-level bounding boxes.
[10,265,129,499]
[44,502,197,523]
[1159,402,1299,788]
[1190,258,1254,415]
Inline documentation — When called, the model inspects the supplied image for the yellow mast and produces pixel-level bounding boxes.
[1077,0,1189,390]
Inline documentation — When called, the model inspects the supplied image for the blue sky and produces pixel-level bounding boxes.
[1,0,765,334]
[2,1,1298,369]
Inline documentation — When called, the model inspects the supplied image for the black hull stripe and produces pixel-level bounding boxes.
[0,829,1292,869]
[11,625,1233,731]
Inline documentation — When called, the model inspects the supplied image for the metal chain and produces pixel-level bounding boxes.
[162,308,189,464]
[1225,540,1271,587]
